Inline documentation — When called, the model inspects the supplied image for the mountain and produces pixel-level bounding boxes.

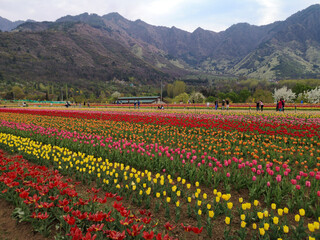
[230,4,320,79]
[0,4,320,89]
[0,17,34,31]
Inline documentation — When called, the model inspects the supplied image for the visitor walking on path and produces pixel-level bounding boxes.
[256,101,260,111]
[226,99,229,110]
[215,100,218,110]
[260,100,264,111]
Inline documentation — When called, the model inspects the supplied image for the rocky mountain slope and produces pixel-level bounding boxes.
[0,4,319,86]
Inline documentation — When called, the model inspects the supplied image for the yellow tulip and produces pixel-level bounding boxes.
[299,209,305,216]
[308,223,315,232]
[225,217,230,225]
[241,221,246,228]
[273,217,279,225]
[271,203,276,210]
[241,203,247,210]
[283,225,289,233]
[227,202,233,209]
[314,221,319,230]
[295,214,300,222]
[259,228,265,236]
[209,211,214,218]
[252,223,257,229]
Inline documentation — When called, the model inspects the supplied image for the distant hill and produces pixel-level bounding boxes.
[0,4,319,89]
[0,16,34,31]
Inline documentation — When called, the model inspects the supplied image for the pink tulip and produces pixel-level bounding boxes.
[296,185,301,190]
[305,181,311,187]
[252,176,257,181]
[267,182,271,187]
[226,173,230,178]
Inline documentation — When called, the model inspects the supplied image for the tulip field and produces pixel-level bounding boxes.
[0,108,319,239]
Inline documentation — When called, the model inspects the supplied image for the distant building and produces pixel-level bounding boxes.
[117,96,161,104]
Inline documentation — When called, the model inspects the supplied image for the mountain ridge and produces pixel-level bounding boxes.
[0,4,319,85]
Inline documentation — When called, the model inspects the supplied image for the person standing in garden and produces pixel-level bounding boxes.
[226,99,229,110]
[260,100,264,111]
[281,98,285,112]
[215,100,218,110]
[222,100,225,110]
[256,101,260,111]
[278,99,283,112]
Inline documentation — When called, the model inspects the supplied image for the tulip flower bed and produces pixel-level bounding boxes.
[0,108,320,239]
[0,149,181,240]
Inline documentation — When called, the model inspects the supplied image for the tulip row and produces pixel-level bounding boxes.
[0,149,182,240]
[0,116,319,218]
[0,132,320,239]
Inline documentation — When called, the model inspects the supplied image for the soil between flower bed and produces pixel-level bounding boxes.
[0,198,48,240]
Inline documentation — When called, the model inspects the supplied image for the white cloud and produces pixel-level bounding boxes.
[0,0,319,31]
[256,0,282,25]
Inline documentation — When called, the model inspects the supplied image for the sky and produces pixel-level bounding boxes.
[0,0,319,32]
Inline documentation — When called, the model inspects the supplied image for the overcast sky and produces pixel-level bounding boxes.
[0,0,319,32]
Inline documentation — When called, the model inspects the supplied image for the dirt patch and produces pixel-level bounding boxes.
[0,198,49,240]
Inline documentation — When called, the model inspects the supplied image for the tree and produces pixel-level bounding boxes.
[166,84,174,98]
[253,89,273,103]
[172,81,186,97]
[238,89,251,103]
[273,86,296,103]
[189,92,205,103]
[206,96,215,103]
[12,86,25,99]
[173,93,189,103]
[292,83,312,95]
[306,87,320,103]
[111,91,121,102]
[226,92,240,103]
